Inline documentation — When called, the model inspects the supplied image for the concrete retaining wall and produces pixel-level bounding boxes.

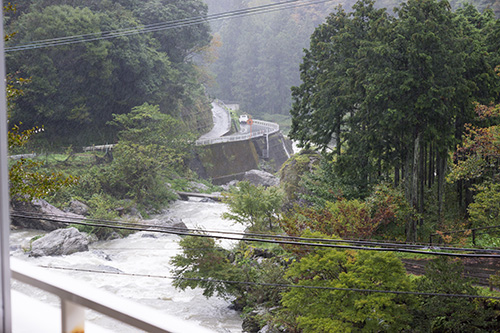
[189,132,293,185]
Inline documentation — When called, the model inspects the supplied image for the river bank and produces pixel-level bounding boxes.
[10,198,245,332]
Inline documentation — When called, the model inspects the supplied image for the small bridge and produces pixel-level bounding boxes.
[177,191,223,202]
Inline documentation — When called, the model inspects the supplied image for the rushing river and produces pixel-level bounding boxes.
[10,198,246,332]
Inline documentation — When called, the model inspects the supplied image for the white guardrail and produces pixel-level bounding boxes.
[196,119,280,146]
[83,144,115,152]
[10,258,215,333]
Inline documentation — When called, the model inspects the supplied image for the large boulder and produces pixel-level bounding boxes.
[242,170,279,187]
[11,199,85,231]
[29,227,89,257]
[66,200,90,216]
[279,150,321,209]
[146,217,188,233]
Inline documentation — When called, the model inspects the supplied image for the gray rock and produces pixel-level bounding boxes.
[92,250,112,261]
[29,227,89,257]
[96,265,122,274]
[258,325,272,333]
[147,217,188,232]
[189,181,209,193]
[163,217,188,231]
[129,207,143,219]
[104,231,122,240]
[11,199,85,231]
[67,200,90,216]
[221,180,240,191]
[85,233,99,244]
[242,170,279,187]
[141,233,158,238]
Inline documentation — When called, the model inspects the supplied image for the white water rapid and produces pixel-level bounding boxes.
[10,198,246,332]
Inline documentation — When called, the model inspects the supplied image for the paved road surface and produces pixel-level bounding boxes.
[198,102,230,140]
[197,101,278,145]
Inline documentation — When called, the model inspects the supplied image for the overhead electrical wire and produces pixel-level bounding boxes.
[5,0,335,52]
[38,265,500,301]
[12,211,500,254]
[11,211,500,258]
[15,211,500,301]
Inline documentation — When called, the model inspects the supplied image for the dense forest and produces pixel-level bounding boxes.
[6,0,500,141]
[5,0,219,218]
[204,0,500,118]
[5,0,213,146]
[289,0,500,241]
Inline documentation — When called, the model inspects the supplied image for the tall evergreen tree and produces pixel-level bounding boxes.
[289,0,500,240]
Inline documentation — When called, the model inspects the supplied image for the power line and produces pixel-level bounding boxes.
[6,0,335,52]
[13,211,500,254]
[39,264,500,301]
[11,211,500,258]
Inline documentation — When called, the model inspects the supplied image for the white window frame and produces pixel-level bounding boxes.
[0,1,13,330]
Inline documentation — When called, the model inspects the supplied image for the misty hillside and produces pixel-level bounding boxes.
[203,0,500,117]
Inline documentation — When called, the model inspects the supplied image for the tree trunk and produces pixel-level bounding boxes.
[428,144,434,188]
[437,152,446,223]
[395,163,400,187]
[458,180,463,211]
[419,142,425,228]
[336,115,342,156]
[465,180,474,218]
[423,144,427,187]
[408,132,421,242]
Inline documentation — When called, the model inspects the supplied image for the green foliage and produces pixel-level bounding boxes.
[172,236,233,297]
[8,124,77,201]
[109,103,195,167]
[171,236,288,309]
[104,103,193,209]
[222,181,283,231]
[468,182,500,227]
[411,257,498,332]
[133,0,211,63]
[281,242,413,332]
[70,193,128,239]
[449,102,500,227]
[40,103,195,212]
[289,0,500,238]
[449,103,500,184]
[6,0,212,145]
[278,150,321,208]
[207,0,500,119]
[280,184,414,242]
[5,8,77,202]
[85,193,120,221]
[367,184,416,240]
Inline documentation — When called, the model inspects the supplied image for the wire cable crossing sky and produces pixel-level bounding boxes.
[5,0,335,52]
